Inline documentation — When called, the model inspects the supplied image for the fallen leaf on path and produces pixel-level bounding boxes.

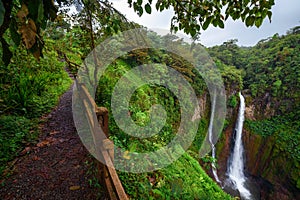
[59,138,67,143]
[59,159,66,164]
[36,137,57,147]
[36,140,50,147]
[74,165,80,169]
[50,130,59,135]
[32,156,40,161]
[69,185,80,191]
[148,177,156,186]
[20,147,31,155]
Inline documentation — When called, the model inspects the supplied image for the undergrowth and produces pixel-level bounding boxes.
[0,39,72,177]
[118,152,231,200]
[96,58,231,199]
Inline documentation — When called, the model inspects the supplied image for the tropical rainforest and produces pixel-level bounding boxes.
[0,0,299,200]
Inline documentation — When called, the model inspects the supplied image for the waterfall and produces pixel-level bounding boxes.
[208,90,221,183]
[227,92,251,199]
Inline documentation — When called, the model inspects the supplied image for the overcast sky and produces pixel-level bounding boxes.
[111,0,300,47]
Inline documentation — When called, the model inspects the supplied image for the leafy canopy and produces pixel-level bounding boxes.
[0,0,274,65]
[129,0,274,38]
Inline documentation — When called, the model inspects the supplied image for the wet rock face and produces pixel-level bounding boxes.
[198,92,208,117]
[245,104,255,120]
[215,122,235,180]
[242,130,300,200]
[243,91,290,120]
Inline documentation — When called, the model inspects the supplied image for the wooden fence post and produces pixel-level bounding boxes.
[96,107,114,162]
[77,83,128,200]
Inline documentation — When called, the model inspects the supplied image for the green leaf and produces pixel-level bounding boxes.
[133,2,138,11]
[137,6,143,16]
[155,2,160,10]
[145,3,151,14]
[190,28,196,37]
[0,0,5,26]
[267,11,272,22]
[245,16,255,27]
[152,189,163,196]
[202,17,212,30]
[255,17,263,28]
[9,18,21,47]
[27,1,38,19]
[137,0,142,5]
[217,18,224,28]
[1,39,12,66]
[37,1,44,23]
[232,12,240,20]
[212,18,218,27]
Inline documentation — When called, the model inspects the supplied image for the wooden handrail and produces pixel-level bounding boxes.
[76,82,128,200]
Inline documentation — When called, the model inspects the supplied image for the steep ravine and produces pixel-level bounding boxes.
[243,128,300,200]
[217,97,300,200]
[201,92,299,199]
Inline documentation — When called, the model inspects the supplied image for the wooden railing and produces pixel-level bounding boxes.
[76,83,128,200]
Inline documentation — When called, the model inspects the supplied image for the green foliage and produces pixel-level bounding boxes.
[190,119,208,153]
[209,27,300,192]
[208,39,248,69]
[95,39,229,197]
[209,30,300,115]
[0,0,58,65]
[245,118,278,138]
[129,0,274,38]
[118,152,232,199]
[0,42,71,118]
[0,0,4,26]
[2,0,275,65]
[97,60,181,153]
[84,159,105,198]
[0,0,135,65]
[245,114,300,160]
[0,37,72,177]
[0,115,37,175]
[228,94,238,108]
[208,42,244,94]
[243,32,300,107]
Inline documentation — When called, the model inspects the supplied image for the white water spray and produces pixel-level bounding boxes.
[208,90,221,183]
[228,92,251,199]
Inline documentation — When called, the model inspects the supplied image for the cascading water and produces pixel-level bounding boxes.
[227,92,251,199]
[208,90,221,183]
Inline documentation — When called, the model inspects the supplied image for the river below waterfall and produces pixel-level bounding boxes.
[223,175,261,200]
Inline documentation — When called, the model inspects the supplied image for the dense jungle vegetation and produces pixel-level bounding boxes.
[209,27,300,190]
[0,6,232,199]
